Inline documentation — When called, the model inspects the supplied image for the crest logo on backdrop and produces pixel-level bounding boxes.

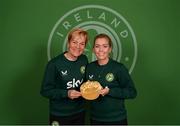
[47,5,137,74]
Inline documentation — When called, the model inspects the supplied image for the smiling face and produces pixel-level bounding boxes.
[93,34,112,63]
[67,29,88,59]
[68,34,86,57]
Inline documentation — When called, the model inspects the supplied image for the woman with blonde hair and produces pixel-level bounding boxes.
[41,28,88,125]
[85,33,137,125]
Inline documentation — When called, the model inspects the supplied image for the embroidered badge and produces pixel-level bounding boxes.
[89,74,94,79]
[80,66,85,74]
[52,121,59,126]
[61,70,67,76]
[106,73,114,82]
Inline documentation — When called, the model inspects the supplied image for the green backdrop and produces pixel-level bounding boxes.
[0,0,180,124]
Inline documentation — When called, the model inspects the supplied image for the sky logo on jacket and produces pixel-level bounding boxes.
[67,78,83,89]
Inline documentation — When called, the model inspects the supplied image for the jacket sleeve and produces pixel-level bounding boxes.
[108,64,137,99]
[40,62,68,100]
